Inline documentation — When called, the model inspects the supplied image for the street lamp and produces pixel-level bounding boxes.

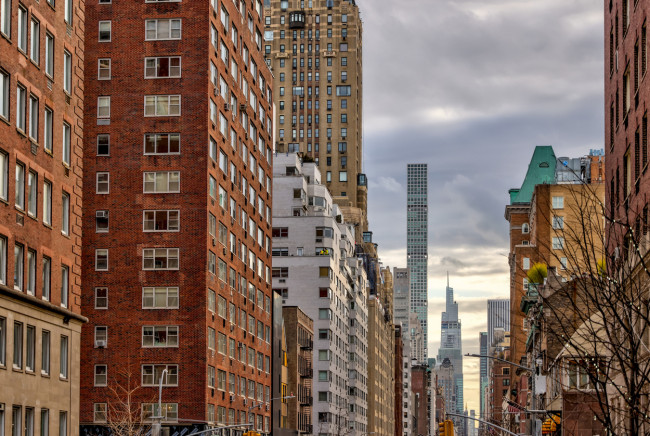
[151,369,168,436]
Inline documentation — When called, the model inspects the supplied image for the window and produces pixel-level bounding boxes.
[94,326,107,348]
[63,51,72,93]
[142,287,179,309]
[0,317,4,366]
[17,6,26,52]
[40,410,49,436]
[0,0,10,36]
[27,171,37,217]
[42,256,51,300]
[552,216,564,230]
[98,21,111,41]
[143,248,179,270]
[13,243,23,291]
[144,133,180,154]
[26,249,35,295]
[0,70,8,120]
[96,172,109,194]
[339,171,347,182]
[142,326,178,347]
[30,19,39,64]
[96,134,110,155]
[29,95,38,141]
[14,163,25,212]
[98,58,111,79]
[144,95,180,116]
[93,404,106,423]
[142,404,178,423]
[25,408,34,436]
[318,350,330,361]
[552,196,564,209]
[143,210,179,231]
[560,257,568,270]
[95,249,108,270]
[45,33,54,77]
[97,96,110,118]
[44,107,53,152]
[143,171,180,193]
[521,222,529,234]
[145,19,182,40]
[60,265,69,308]
[95,287,108,309]
[145,57,181,78]
[58,412,67,436]
[12,407,22,436]
[61,192,70,235]
[62,123,71,165]
[94,364,107,386]
[16,85,26,132]
[25,324,34,371]
[552,237,565,250]
[142,364,178,386]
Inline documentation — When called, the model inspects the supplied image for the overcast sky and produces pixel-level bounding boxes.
[356,0,604,416]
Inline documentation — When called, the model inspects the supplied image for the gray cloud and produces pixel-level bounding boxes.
[357,0,603,413]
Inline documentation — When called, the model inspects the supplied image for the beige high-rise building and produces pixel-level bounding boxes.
[264,0,367,238]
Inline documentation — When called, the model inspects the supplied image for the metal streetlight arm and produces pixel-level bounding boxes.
[465,353,533,372]
[445,412,520,436]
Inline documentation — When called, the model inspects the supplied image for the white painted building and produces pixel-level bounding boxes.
[272,153,369,436]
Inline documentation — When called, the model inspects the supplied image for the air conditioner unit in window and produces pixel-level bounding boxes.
[95,340,107,348]
[224,103,231,111]
[213,88,219,96]
[96,210,108,218]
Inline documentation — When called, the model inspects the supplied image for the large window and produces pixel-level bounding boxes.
[145,57,181,78]
[143,171,180,193]
[145,19,181,40]
[142,248,179,270]
[142,326,178,347]
[144,95,180,116]
[552,196,564,209]
[144,133,180,155]
[142,287,179,309]
[141,404,177,423]
[143,210,179,232]
[98,21,111,41]
[142,364,178,386]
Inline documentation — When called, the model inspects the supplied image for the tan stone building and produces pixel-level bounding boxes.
[367,267,395,436]
[264,0,367,240]
[283,306,314,435]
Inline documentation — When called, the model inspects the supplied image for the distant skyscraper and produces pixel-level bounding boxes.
[487,299,510,348]
[479,332,488,423]
[437,276,464,432]
[407,163,428,362]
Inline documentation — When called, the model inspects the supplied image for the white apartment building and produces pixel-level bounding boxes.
[272,153,369,436]
[394,267,413,436]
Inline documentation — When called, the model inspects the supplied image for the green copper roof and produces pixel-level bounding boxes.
[509,146,557,204]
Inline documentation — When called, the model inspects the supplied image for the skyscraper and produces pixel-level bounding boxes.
[479,332,488,431]
[437,276,463,431]
[265,0,367,240]
[407,163,428,362]
[80,0,274,431]
[487,299,509,349]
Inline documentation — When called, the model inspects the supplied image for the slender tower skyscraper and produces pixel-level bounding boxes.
[407,163,428,362]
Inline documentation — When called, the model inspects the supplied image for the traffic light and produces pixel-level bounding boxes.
[439,420,454,436]
[439,422,446,436]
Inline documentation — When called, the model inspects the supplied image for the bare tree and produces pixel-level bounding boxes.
[104,366,154,436]
[520,180,650,435]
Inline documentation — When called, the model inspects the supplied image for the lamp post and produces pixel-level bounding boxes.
[151,369,168,436]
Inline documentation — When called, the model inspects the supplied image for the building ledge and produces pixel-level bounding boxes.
[0,284,88,324]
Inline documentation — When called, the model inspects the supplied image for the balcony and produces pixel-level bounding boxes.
[289,11,306,29]
[300,339,313,350]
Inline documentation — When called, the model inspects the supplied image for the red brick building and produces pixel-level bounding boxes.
[394,325,404,435]
[411,363,429,436]
[0,0,86,433]
[80,0,274,432]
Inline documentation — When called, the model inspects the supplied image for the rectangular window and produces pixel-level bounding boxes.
[0,0,10,36]
[0,70,8,120]
[25,325,34,371]
[94,364,107,386]
[26,249,35,295]
[64,0,72,24]
[41,330,50,375]
[142,326,178,347]
[17,6,26,51]
[142,287,179,309]
[45,33,54,77]
[12,407,22,436]
[62,122,71,165]
[29,95,38,141]
[60,265,68,308]
[143,210,179,232]
[13,322,22,368]
[0,149,6,201]
[145,19,181,40]
[98,21,111,41]
[95,249,108,271]
[144,95,180,116]
[25,408,34,436]
[96,172,109,194]
[44,107,53,152]
[14,243,23,291]
[63,51,71,94]
[143,171,180,193]
[16,85,26,132]
[552,216,564,229]
[40,410,49,436]
[145,57,181,78]
[42,256,51,300]
[141,404,177,423]
[97,134,110,155]
[98,58,111,80]
[30,19,39,64]
[144,133,180,155]
[0,316,5,366]
[97,96,110,118]
[141,364,178,386]
[552,196,564,209]
[142,248,179,270]
[61,192,69,235]
[27,170,37,217]
[552,237,565,250]
[95,287,108,309]
[93,404,106,423]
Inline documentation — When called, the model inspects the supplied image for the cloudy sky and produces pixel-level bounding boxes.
[356,0,604,415]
